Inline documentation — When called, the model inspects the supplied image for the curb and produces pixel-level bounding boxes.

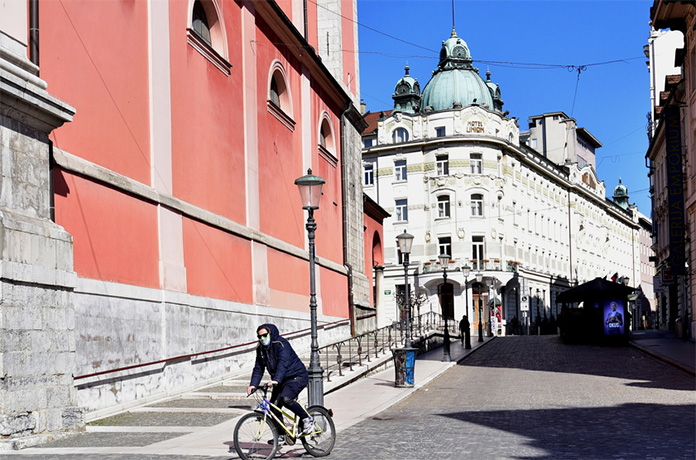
[629,341,696,377]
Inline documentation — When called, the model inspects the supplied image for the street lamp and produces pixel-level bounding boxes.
[462,265,471,349]
[476,271,483,342]
[438,253,452,362]
[396,230,414,348]
[294,168,325,407]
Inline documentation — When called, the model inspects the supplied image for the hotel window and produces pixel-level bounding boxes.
[472,236,484,269]
[392,128,409,143]
[471,193,483,217]
[436,154,449,176]
[435,127,446,137]
[395,160,407,181]
[395,199,408,222]
[364,163,374,186]
[438,237,452,257]
[437,195,451,218]
[470,153,482,174]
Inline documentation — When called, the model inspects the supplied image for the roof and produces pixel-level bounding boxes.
[362,110,392,135]
[420,29,496,112]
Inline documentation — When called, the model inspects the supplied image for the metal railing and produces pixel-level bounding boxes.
[319,311,447,382]
[74,318,350,381]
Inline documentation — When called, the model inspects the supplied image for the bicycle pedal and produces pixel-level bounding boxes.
[285,436,296,446]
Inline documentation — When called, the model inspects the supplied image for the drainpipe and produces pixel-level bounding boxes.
[303,0,308,41]
[30,0,39,70]
[567,188,574,285]
[340,102,356,336]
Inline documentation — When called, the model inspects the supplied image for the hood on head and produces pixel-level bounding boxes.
[257,323,280,341]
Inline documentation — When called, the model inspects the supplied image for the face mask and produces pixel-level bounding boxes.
[258,332,271,346]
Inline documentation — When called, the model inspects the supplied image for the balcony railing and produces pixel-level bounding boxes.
[422,259,521,273]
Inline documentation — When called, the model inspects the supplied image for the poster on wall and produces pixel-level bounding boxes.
[603,300,625,336]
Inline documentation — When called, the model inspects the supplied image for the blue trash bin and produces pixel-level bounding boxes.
[392,347,418,387]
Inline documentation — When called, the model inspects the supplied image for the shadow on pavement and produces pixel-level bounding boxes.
[437,402,695,460]
[458,335,695,391]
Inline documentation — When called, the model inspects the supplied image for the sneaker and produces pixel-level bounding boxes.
[267,435,284,445]
[301,417,315,435]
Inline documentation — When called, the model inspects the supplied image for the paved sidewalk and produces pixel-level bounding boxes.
[1,335,494,458]
[629,329,695,376]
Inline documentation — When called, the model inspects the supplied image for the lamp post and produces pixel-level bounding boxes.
[462,265,471,349]
[396,230,414,348]
[476,271,483,342]
[294,169,325,407]
[536,288,541,335]
[438,253,452,362]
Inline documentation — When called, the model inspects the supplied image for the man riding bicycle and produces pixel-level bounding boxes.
[247,323,314,443]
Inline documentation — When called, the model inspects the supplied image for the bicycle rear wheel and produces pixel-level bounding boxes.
[300,406,336,457]
[233,412,278,460]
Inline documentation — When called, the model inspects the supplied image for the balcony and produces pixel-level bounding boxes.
[421,259,521,273]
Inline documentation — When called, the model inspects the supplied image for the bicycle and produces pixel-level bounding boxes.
[233,383,336,459]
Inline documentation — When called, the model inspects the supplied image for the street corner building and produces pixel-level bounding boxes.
[361,27,656,338]
[0,0,381,443]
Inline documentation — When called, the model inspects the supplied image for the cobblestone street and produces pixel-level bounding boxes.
[326,336,696,460]
[4,335,694,460]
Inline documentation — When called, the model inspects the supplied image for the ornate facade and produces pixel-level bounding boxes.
[363,29,649,334]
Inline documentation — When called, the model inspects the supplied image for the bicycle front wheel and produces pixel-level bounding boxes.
[300,406,336,457]
[233,412,278,460]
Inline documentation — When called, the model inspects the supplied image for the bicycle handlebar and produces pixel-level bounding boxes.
[248,382,272,397]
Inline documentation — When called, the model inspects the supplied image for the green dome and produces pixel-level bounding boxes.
[612,178,630,210]
[421,29,495,112]
[392,65,421,114]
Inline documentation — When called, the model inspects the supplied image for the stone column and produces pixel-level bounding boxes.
[0,24,82,447]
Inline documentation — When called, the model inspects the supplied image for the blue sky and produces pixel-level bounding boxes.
[357,0,654,214]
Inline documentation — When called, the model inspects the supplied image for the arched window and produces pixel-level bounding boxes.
[192,1,211,46]
[392,128,409,143]
[270,77,281,107]
[187,0,230,75]
[267,63,295,130]
[318,115,337,165]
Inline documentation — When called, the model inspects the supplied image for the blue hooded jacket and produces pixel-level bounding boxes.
[250,323,308,387]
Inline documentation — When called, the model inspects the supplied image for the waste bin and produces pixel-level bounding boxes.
[392,347,418,387]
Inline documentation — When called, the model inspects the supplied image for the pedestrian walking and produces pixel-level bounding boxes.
[459,314,472,349]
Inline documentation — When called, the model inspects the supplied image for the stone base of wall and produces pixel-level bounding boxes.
[72,279,351,420]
